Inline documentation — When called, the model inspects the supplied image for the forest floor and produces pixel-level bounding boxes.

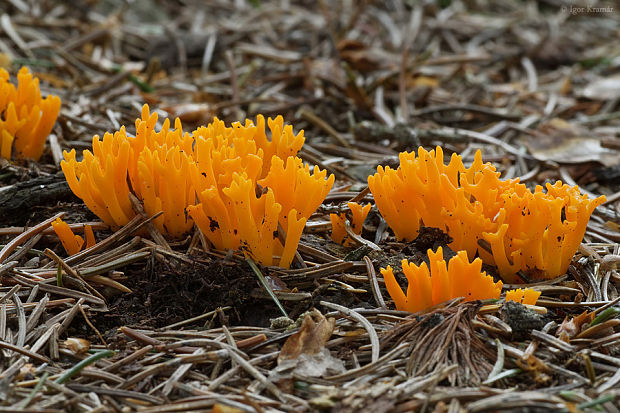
[0,1,619,412]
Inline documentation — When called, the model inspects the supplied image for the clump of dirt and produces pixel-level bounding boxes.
[500,301,548,340]
[90,256,282,337]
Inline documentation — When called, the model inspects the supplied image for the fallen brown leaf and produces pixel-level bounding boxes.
[523,118,620,166]
[556,310,595,342]
[278,308,335,364]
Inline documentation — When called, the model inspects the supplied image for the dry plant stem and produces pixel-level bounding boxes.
[57,298,86,337]
[245,258,288,318]
[299,108,350,148]
[484,338,505,383]
[10,273,105,307]
[128,193,171,252]
[560,167,599,199]
[162,306,232,330]
[44,248,106,303]
[120,326,198,354]
[78,249,151,277]
[224,49,241,118]
[418,127,531,159]
[67,384,162,405]
[25,284,39,303]
[296,242,339,263]
[7,234,42,263]
[0,340,50,363]
[175,339,287,402]
[348,186,371,204]
[299,147,353,181]
[140,239,193,265]
[328,342,410,382]
[0,285,21,304]
[13,293,26,347]
[344,220,380,250]
[54,349,115,384]
[0,212,65,263]
[364,255,386,308]
[410,103,521,121]
[208,351,279,391]
[320,301,380,363]
[20,371,50,409]
[161,347,205,397]
[325,191,373,203]
[64,212,158,266]
[399,7,422,123]
[78,303,106,347]
[591,295,620,315]
[280,261,354,280]
[75,236,142,269]
[26,293,48,332]
[86,275,131,293]
[0,298,74,316]
[530,330,575,352]
[0,261,18,277]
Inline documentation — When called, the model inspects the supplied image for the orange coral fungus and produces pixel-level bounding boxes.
[330,202,371,245]
[0,67,61,160]
[61,132,134,229]
[187,116,331,268]
[481,182,606,282]
[62,104,332,266]
[189,155,334,268]
[368,146,606,281]
[84,224,96,249]
[505,288,541,306]
[192,114,305,179]
[52,218,84,256]
[128,105,195,238]
[61,105,196,237]
[381,247,503,313]
[259,156,334,267]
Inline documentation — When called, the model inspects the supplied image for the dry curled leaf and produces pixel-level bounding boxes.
[556,310,595,342]
[278,308,335,363]
[523,118,620,166]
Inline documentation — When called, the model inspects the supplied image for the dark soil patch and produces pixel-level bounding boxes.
[89,257,283,339]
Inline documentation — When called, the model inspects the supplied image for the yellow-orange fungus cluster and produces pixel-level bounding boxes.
[0,67,61,160]
[51,218,95,256]
[381,247,503,313]
[368,146,606,282]
[505,288,541,306]
[330,202,371,245]
[189,151,334,268]
[62,104,333,268]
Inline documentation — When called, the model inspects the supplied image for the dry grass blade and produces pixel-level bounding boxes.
[321,301,380,363]
[0,213,65,263]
